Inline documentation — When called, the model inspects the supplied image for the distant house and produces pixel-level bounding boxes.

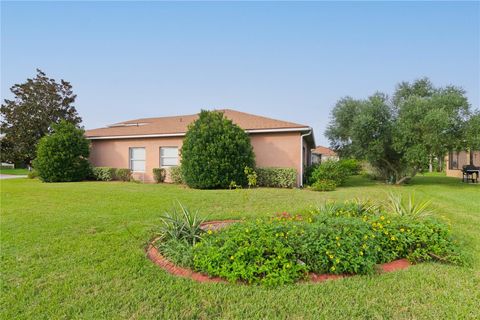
[85,109,315,186]
[311,146,338,164]
[446,150,480,178]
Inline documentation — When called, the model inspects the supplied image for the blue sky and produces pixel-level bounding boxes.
[1,1,479,146]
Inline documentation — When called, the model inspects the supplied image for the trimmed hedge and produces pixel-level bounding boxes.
[92,167,116,181]
[256,167,297,188]
[115,168,132,182]
[168,166,183,184]
[153,168,166,183]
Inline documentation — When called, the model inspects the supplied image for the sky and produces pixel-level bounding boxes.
[1,1,479,146]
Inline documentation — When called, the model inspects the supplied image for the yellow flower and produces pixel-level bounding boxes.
[390,236,396,241]
[359,251,364,256]
[336,236,340,241]
[207,230,213,235]
[335,258,340,264]
[387,220,391,224]
[400,228,405,232]
[384,231,389,235]
[380,216,385,220]
[337,242,341,247]
[230,256,234,260]
[330,266,336,271]
[362,244,367,249]
[364,235,368,240]
[329,255,334,259]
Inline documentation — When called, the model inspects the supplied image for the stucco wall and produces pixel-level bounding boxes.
[89,131,305,184]
[445,151,480,178]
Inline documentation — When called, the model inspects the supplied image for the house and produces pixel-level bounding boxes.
[446,150,480,178]
[311,146,338,164]
[85,109,315,186]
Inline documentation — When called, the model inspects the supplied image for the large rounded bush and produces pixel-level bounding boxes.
[33,121,91,182]
[181,110,255,189]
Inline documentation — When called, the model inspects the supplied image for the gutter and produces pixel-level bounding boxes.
[86,127,312,140]
[299,128,313,187]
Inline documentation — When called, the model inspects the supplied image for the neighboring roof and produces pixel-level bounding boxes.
[85,109,311,139]
[312,146,337,156]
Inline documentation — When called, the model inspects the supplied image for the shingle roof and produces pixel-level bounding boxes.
[312,146,337,156]
[85,109,310,139]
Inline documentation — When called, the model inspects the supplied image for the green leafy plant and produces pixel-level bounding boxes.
[244,166,257,188]
[153,168,166,183]
[33,121,91,182]
[27,170,38,179]
[92,167,116,181]
[385,192,433,218]
[310,179,337,191]
[256,167,297,188]
[181,110,255,189]
[156,203,206,246]
[168,166,183,184]
[115,168,132,182]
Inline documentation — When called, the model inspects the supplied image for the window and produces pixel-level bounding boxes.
[449,152,459,170]
[129,147,145,172]
[160,147,179,167]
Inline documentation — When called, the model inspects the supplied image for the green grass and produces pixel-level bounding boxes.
[0,168,29,175]
[1,176,479,319]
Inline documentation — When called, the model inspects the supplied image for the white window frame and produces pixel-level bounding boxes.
[160,147,179,168]
[129,147,146,172]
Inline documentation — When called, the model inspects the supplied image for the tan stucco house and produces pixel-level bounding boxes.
[311,146,338,164]
[85,109,315,186]
[445,150,480,178]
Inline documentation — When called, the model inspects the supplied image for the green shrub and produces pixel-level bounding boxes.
[192,220,308,286]
[115,168,131,182]
[310,179,337,191]
[155,203,205,246]
[33,121,91,182]
[153,168,166,183]
[27,170,38,179]
[168,166,183,184]
[256,167,297,188]
[339,159,362,175]
[92,167,116,181]
[244,166,257,188]
[309,160,347,186]
[181,110,255,189]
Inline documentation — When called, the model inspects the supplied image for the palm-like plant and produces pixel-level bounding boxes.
[157,202,206,245]
[385,192,434,218]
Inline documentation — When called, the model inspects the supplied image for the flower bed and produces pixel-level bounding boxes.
[149,198,464,286]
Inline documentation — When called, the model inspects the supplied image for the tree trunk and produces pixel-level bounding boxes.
[429,155,433,172]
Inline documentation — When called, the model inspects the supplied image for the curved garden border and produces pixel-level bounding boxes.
[146,220,411,284]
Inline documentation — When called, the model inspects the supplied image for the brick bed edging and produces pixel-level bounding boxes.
[146,220,411,284]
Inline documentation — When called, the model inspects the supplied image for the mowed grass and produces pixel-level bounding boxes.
[1,175,479,319]
[0,168,29,175]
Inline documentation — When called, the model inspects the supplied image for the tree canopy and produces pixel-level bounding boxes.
[325,77,475,184]
[181,110,255,189]
[1,69,82,166]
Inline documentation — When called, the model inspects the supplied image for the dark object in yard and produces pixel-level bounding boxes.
[462,165,480,183]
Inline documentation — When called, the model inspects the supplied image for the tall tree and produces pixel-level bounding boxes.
[465,110,480,165]
[326,78,472,184]
[1,69,82,166]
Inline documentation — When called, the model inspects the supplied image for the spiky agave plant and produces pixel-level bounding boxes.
[385,192,434,218]
[157,202,206,246]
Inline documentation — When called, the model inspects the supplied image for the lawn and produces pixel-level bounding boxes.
[0,168,29,175]
[1,175,479,319]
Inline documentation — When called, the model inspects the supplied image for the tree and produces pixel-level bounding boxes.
[33,121,91,182]
[465,110,480,165]
[326,78,472,184]
[181,110,255,189]
[1,69,82,166]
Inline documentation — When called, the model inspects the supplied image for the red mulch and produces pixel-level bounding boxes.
[147,220,411,284]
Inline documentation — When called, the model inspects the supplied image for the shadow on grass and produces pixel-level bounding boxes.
[342,174,478,189]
